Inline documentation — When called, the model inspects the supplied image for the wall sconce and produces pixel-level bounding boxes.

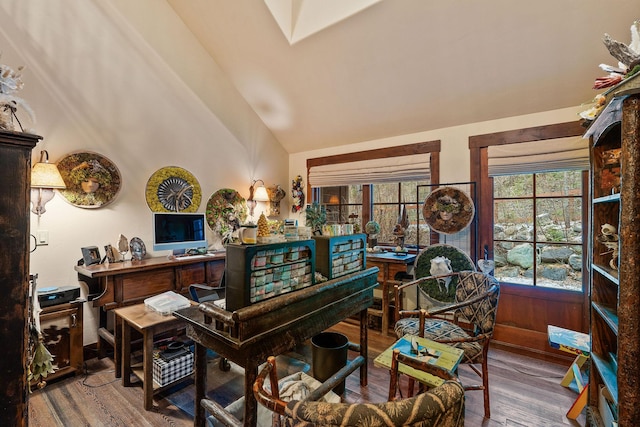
[247,179,269,217]
[30,150,66,216]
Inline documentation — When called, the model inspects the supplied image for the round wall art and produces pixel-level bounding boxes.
[422,186,475,235]
[145,166,201,212]
[205,188,247,242]
[56,151,121,208]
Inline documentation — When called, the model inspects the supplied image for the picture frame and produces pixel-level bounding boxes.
[81,246,102,266]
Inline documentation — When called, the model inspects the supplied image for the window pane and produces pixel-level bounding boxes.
[535,170,582,196]
[493,170,584,292]
[373,183,398,203]
[493,174,533,198]
[493,241,533,286]
[401,180,429,203]
[494,199,533,240]
[535,198,582,244]
[346,185,362,204]
[535,252,582,291]
[372,204,398,244]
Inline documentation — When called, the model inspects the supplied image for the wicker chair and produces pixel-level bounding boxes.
[201,352,465,427]
[394,270,500,418]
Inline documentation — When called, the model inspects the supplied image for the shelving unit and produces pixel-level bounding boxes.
[313,234,366,280]
[225,240,316,311]
[585,73,640,426]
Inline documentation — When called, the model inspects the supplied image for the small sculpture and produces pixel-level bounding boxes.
[117,234,129,262]
[597,223,619,270]
[430,256,453,293]
[0,54,35,131]
[393,205,409,249]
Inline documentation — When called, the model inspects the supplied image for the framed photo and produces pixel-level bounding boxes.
[81,246,102,266]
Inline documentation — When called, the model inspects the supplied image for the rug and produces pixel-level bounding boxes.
[163,348,312,418]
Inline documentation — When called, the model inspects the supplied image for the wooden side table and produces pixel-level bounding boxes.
[114,303,190,410]
[367,252,416,335]
[374,334,464,388]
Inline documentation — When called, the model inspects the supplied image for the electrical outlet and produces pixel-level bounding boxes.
[37,230,49,246]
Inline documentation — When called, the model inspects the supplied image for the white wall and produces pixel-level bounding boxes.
[0,0,287,345]
[289,105,586,225]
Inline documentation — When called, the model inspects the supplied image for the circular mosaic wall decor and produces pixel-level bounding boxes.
[422,186,475,235]
[56,151,121,209]
[205,188,248,241]
[145,166,201,212]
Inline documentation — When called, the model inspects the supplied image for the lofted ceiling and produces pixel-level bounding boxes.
[167,0,639,154]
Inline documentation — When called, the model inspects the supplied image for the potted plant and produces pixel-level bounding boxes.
[305,202,327,235]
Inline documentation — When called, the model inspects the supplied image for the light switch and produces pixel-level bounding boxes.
[37,230,49,246]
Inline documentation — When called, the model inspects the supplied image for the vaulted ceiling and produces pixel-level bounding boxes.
[167,0,639,153]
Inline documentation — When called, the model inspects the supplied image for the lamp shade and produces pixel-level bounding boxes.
[253,185,270,202]
[31,162,66,189]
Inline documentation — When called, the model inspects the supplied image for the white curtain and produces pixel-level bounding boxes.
[308,153,430,187]
[487,136,589,176]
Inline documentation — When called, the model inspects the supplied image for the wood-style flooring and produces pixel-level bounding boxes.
[28,322,586,426]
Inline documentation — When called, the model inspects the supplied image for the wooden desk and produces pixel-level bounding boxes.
[75,253,225,360]
[366,252,416,335]
[374,334,464,387]
[174,267,379,427]
[114,303,191,410]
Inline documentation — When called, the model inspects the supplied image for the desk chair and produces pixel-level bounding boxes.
[395,270,500,418]
[189,271,226,303]
[188,272,230,371]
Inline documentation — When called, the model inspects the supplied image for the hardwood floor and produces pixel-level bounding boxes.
[28,321,586,426]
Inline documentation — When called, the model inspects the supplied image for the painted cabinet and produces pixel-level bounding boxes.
[313,234,367,280]
[225,240,316,311]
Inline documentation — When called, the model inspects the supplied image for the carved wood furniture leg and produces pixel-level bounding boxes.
[194,342,207,427]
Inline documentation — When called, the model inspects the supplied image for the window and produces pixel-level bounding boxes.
[371,180,430,247]
[307,141,440,249]
[493,171,585,291]
[470,121,589,293]
[318,185,362,226]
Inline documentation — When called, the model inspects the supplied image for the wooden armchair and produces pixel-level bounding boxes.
[394,270,500,418]
[201,351,465,427]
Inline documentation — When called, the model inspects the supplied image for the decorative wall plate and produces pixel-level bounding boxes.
[422,186,475,234]
[57,151,121,208]
[205,188,247,241]
[145,166,201,212]
[129,237,146,261]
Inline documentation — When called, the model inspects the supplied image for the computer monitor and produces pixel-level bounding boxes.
[152,212,207,255]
